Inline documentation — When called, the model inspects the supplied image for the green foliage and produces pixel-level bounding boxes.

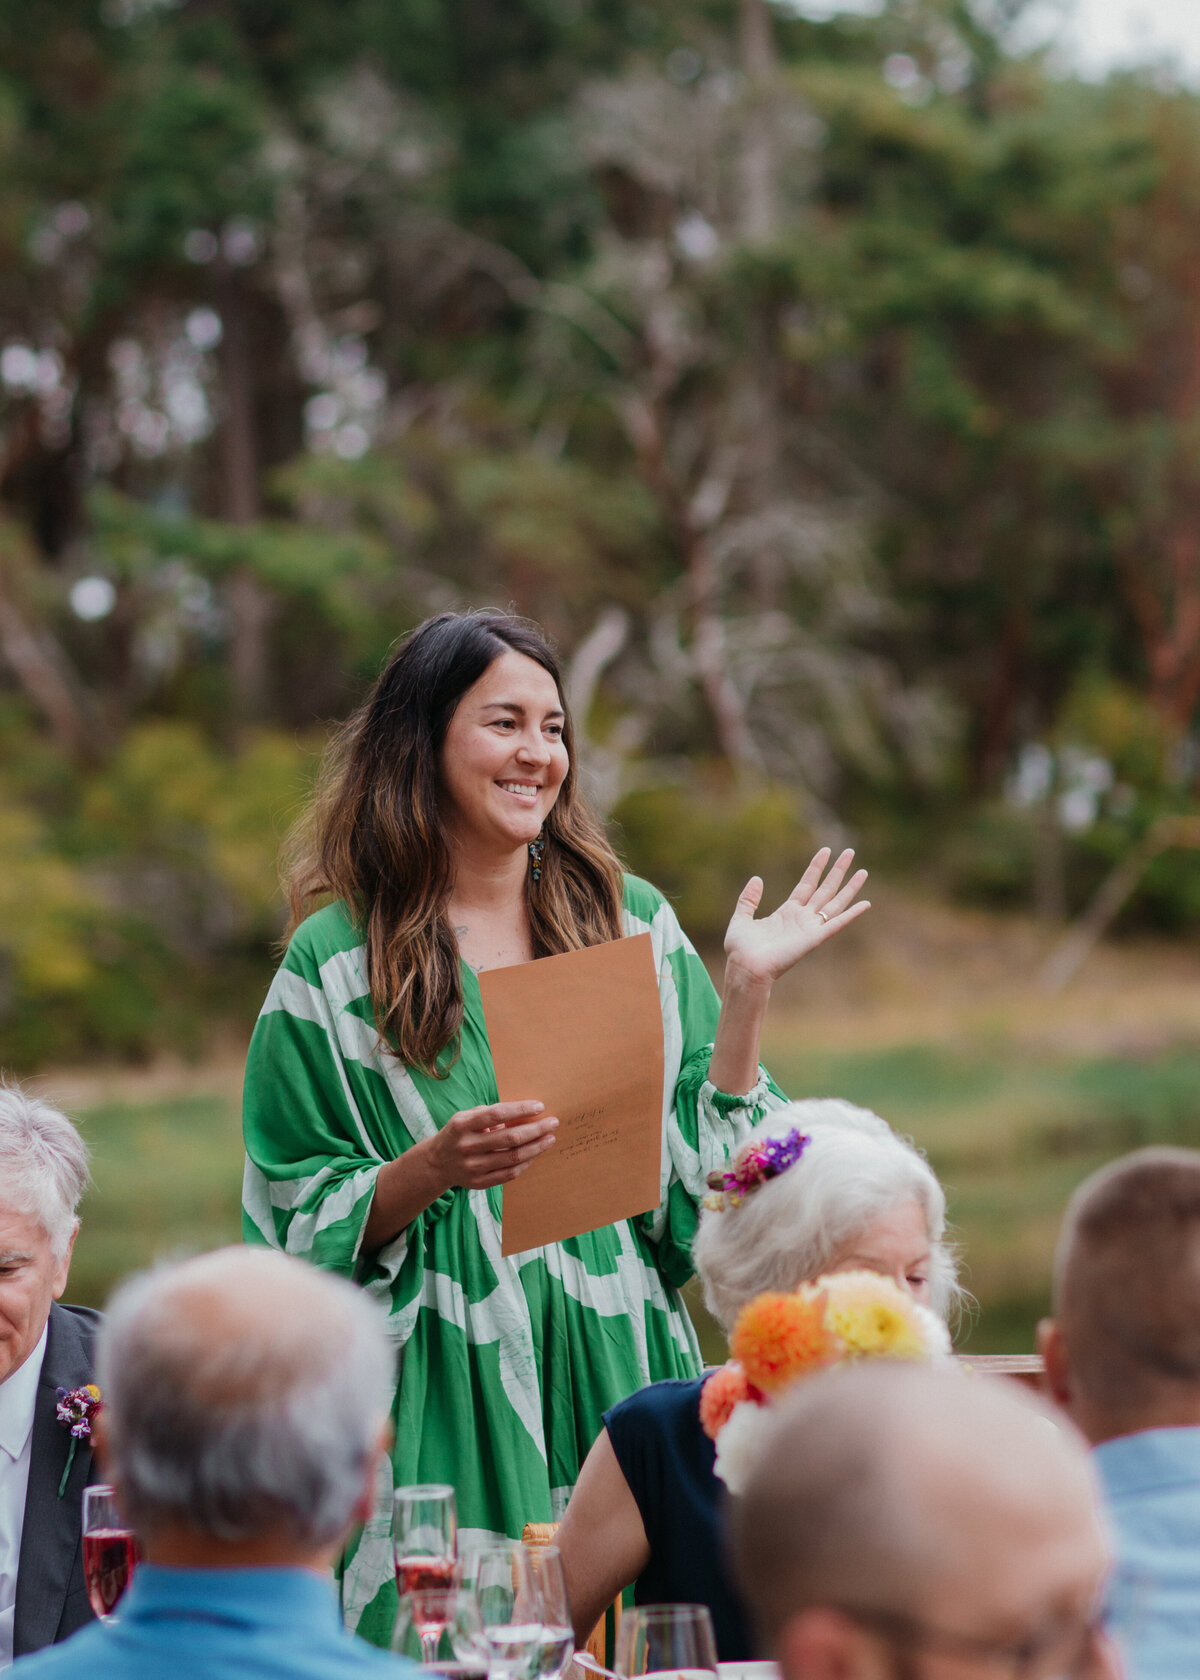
[75,721,313,927]
[612,781,815,943]
[0,722,313,1067]
[5,0,1200,1068]
[0,794,102,1010]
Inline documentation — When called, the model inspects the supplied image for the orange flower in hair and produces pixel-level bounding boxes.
[730,1290,837,1396]
[699,1362,757,1439]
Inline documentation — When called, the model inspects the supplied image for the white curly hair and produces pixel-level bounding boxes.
[691,1098,961,1332]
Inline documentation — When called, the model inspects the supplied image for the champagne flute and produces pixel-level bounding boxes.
[82,1484,142,1623]
[395,1587,488,1676]
[613,1605,718,1680]
[463,1540,545,1680]
[393,1483,459,1664]
[529,1545,574,1680]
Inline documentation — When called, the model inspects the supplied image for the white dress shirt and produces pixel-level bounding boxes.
[0,1326,48,1669]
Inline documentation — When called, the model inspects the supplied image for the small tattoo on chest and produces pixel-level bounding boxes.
[455,925,483,972]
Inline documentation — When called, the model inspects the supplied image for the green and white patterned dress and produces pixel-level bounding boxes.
[242,873,785,1647]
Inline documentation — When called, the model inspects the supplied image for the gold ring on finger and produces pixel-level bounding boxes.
[817,910,828,924]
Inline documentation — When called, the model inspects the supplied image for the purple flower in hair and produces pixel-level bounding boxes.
[719,1126,811,1206]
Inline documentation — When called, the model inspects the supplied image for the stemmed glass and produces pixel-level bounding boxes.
[614,1605,718,1680]
[82,1484,142,1623]
[529,1546,574,1680]
[393,1483,459,1664]
[460,1541,546,1680]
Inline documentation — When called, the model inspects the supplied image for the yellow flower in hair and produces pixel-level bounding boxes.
[820,1271,927,1361]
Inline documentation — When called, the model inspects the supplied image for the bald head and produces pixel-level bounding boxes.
[100,1247,393,1547]
[1050,1149,1200,1436]
[731,1364,1109,1665]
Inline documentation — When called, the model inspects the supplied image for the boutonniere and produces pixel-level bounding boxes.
[55,1385,102,1499]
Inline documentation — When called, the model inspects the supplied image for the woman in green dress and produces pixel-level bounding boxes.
[241,609,868,1646]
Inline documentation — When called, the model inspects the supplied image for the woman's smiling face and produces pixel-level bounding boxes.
[439,648,570,857]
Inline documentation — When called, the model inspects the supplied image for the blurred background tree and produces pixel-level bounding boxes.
[3,0,1200,1066]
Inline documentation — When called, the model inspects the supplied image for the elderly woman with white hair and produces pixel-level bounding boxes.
[554,1098,963,1660]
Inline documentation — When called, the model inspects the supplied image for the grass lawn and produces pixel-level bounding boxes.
[58,1034,1200,1358]
[756,1038,1200,1352]
[66,1089,245,1309]
[42,891,1200,1360]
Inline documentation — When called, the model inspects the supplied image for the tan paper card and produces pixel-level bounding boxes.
[478,932,664,1257]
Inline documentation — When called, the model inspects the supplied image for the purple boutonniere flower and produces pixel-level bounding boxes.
[56,1384,102,1498]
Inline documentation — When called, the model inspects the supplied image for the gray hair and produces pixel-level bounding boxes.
[692,1099,960,1331]
[99,1247,395,1546]
[0,1080,89,1258]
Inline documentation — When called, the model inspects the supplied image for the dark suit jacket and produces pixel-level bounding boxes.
[12,1301,102,1659]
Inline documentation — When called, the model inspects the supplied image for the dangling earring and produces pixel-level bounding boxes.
[528,831,545,884]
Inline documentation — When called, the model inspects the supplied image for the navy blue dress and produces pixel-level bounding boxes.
[603,1375,755,1660]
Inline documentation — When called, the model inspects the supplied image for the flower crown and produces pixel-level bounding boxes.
[699,1271,952,1493]
[703,1126,811,1211]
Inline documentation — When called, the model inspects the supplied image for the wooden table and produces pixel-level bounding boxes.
[955,1353,1045,1391]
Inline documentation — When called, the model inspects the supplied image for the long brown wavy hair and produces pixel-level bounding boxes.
[286,610,626,1073]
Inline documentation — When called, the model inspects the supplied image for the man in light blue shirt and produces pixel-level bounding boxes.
[14,1247,421,1680]
[1040,1148,1200,1680]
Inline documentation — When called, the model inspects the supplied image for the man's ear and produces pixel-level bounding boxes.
[350,1421,392,1532]
[90,1411,111,1478]
[777,1607,891,1680]
[1038,1317,1072,1408]
[51,1222,78,1301]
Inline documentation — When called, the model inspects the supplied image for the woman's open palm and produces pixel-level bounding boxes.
[723,847,870,987]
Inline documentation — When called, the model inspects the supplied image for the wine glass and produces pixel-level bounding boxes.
[393,1483,459,1664]
[613,1605,718,1680]
[529,1545,574,1680]
[82,1484,142,1623]
[462,1540,545,1680]
[395,1587,489,1675]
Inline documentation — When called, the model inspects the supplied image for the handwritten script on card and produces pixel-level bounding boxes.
[478,932,664,1257]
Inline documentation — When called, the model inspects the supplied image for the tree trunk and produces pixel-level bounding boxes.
[0,545,107,763]
[1038,816,1200,992]
[216,264,273,720]
[620,391,760,773]
[738,0,776,243]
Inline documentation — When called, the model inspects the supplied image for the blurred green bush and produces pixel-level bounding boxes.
[940,677,1200,929]
[612,779,816,943]
[0,719,313,1067]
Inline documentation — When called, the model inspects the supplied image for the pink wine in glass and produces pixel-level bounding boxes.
[396,1556,458,1654]
[83,1528,142,1620]
[397,1556,458,1595]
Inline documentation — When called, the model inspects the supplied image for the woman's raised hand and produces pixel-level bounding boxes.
[429,1100,558,1191]
[723,846,870,989]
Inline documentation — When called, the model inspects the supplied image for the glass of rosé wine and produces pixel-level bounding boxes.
[393,1482,459,1663]
[82,1484,142,1623]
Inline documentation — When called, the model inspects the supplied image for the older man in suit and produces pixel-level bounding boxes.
[0,1084,96,1667]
